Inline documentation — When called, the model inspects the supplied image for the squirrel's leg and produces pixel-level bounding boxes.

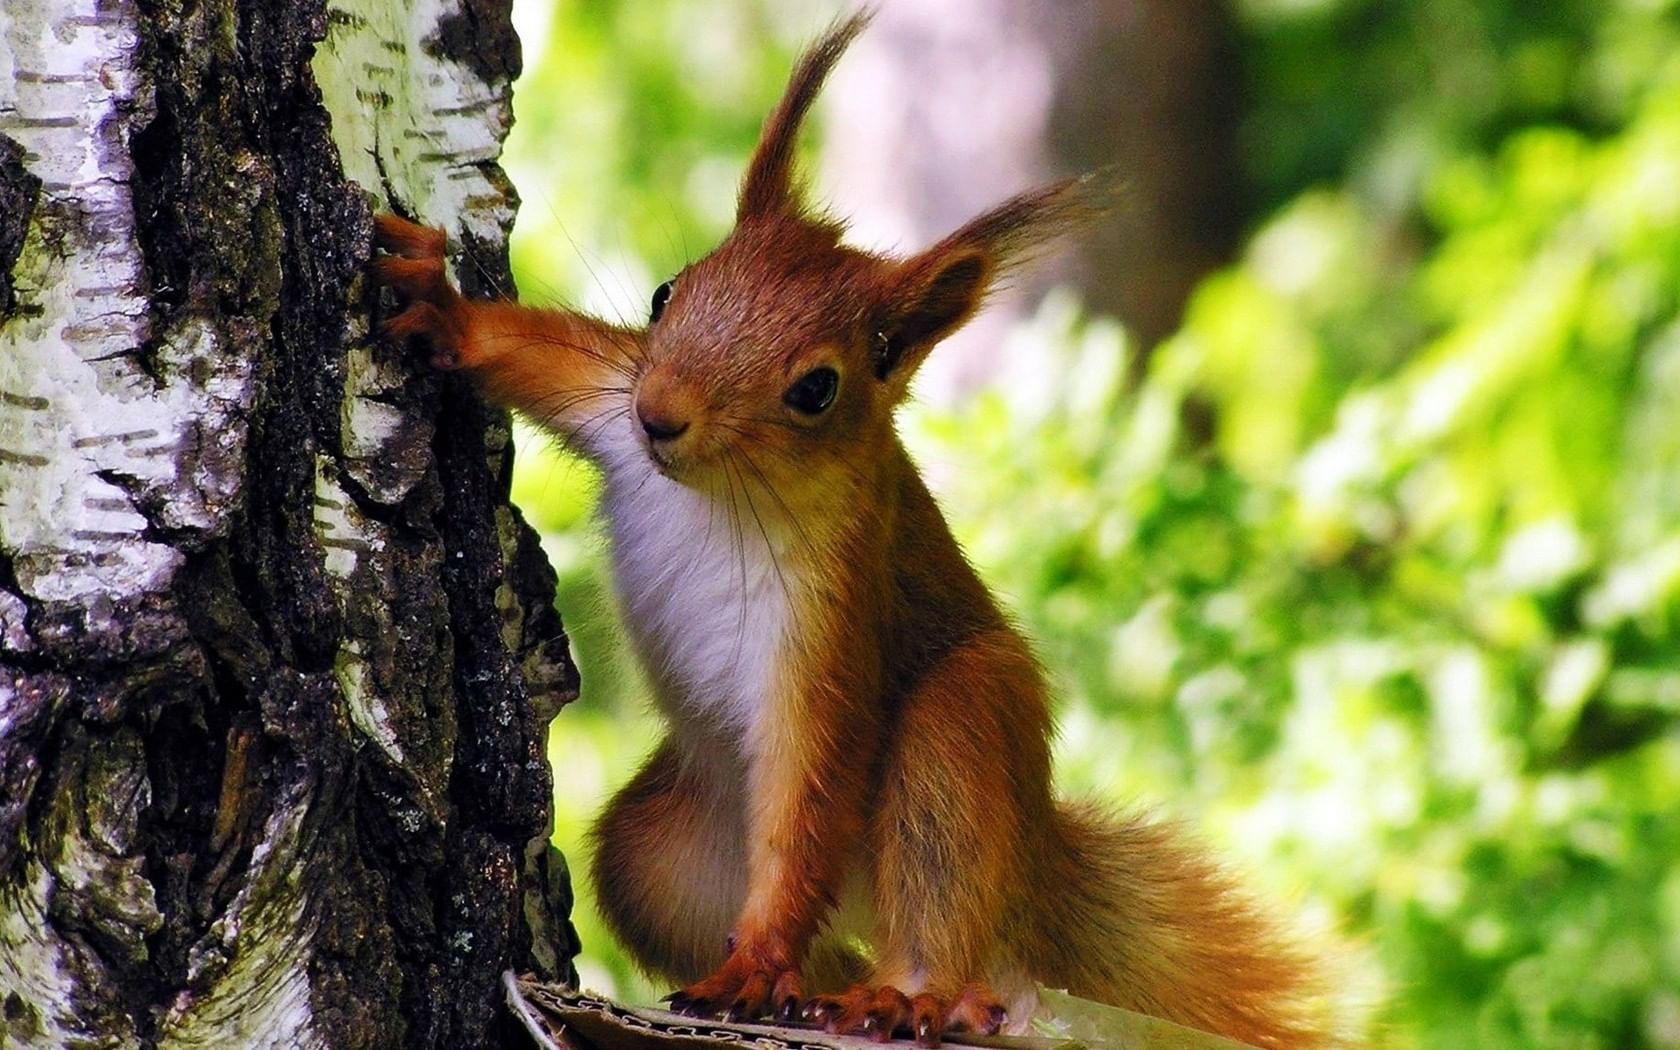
[370,214,643,456]
[805,631,1048,1046]
[666,656,877,1022]
[590,738,745,984]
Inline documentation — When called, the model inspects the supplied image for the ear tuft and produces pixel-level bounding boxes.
[944,170,1118,278]
[875,172,1116,386]
[738,11,874,221]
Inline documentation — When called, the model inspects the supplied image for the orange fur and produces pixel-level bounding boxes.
[370,13,1357,1048]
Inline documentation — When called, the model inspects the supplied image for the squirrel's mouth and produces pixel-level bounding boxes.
[640,435,688,480]
[647,446,678,474]
[632,411,720,484]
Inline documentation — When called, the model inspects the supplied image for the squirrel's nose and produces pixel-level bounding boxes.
[638,407,690,442]
[636,367,696,444]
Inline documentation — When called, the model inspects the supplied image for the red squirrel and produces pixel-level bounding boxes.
[372,13,1348,1048]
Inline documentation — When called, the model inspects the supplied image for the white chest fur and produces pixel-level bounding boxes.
[599,453,794,739]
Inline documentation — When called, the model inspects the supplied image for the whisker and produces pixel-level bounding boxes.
[535,387,632,430]
[540,205,640,330]
[733,447,819,561]
[571,404,632,454]
[733,450,793,614]
[721,457,751,677]
[470,329,643,380]
[724,412,805,434]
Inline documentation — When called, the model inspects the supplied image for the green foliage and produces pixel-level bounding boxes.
[505,1,816,319]
[505,0,1680,1044]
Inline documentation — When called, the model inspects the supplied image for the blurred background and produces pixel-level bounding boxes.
[499,1,1680,1046]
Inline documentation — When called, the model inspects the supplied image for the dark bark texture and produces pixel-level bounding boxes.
[0,1,578,1047]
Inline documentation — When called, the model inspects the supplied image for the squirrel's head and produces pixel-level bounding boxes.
[629,11,1102,517]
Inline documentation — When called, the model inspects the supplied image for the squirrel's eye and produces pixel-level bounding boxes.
[650,280,673,323]
[783,367,839,416]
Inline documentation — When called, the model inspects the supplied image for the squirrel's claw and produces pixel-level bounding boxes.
[372,212,447,259]
[802,983,1005,1047]
[802,985,911,1043]
[379,302,463,370]
[369,214,466,368]
[774,997,801,1023]
[664,955,802,1024]
[939,985,1008,1040]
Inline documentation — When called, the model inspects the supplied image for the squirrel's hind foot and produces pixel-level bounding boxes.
[801,982,1006,1047]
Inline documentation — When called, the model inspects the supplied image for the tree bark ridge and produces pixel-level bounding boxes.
[0,1,578,1046]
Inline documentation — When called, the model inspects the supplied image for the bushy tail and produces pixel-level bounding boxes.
[1027,802,1356,1049]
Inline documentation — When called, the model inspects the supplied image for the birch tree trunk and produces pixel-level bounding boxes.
[0,1,580,1046]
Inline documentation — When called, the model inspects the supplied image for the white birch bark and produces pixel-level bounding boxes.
[0,1,577,1046]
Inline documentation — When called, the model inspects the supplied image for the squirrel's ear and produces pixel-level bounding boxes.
[873,250,990,381]
[739,11,872,221]
[875,174,1110,386]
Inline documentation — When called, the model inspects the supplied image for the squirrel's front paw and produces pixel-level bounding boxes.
[369,213,467,370]
[664,950,803,1023]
